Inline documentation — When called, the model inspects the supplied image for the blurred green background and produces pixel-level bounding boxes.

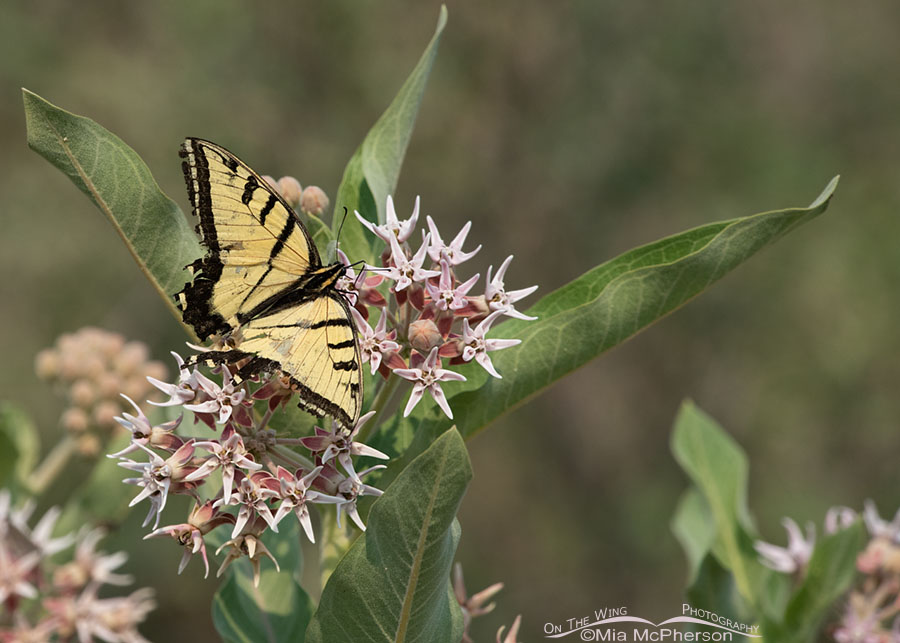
[3,1,900,640]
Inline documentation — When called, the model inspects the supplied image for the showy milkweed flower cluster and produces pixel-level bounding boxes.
[109,191,536,585]
[754,501,900,641]
[0,490,155,643]
[350,194,537,419]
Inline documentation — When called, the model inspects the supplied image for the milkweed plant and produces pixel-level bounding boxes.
[5,6,878,643]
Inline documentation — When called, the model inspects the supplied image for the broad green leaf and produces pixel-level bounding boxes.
[23,89,202,333]
[306,428,471,643]
[774,521,865,640]
[375,178,839,473]
[213,520,314,643]
[0,403,40,491]
[671,489,715,584]
[332,6,448,265]
[671,401,762,606]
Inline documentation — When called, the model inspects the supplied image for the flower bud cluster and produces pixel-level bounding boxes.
[0,489,155,642]
[262,174,330,217]
[35,327,167,455]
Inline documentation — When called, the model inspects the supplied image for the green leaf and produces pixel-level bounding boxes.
[0,403,40,491]
[23,89,202,332]
[376,178,839,474]
[671,401,762,607]
[213,520,314,643]
[671,489,715,584]
[684,554,754,627]
[332,6,448,264]
[306,427,471,643]
[776,521,865,639]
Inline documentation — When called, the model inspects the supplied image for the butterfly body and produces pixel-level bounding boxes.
[176,138,362,429]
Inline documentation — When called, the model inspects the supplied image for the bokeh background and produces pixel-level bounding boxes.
[3,1,900,640]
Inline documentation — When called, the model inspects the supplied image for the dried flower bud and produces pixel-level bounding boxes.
[277,176,303,208]
[300,185,329,217]
[408,319,443,354]
[61,407,90,433]
[35,348,59,380]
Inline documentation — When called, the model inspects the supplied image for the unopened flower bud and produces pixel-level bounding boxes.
[77,434,101,456]
[408,319,443,354]
[300,186,329,217]
[93,401,120,429]
[61,407,90,433]
[115,342,149,375]
[261,174,279,191]
[70,379,96,408]
[143,361,168,383]
[122,377,150,402]
[35,348,60,380]
[277,176,303,208]
[98,373,121,399]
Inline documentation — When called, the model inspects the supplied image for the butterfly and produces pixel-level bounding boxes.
[176,138,362,429]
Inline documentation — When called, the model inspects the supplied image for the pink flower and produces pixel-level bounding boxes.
[350,309,401,375]
[384,233,440,291]
[272,466,342,543]
[485,255,538,320]
[355,195,420,243]
[186,425,262,504]
[394,347,466,419]
[110,395,183,457]
[426,216,481,265]
[753,517,815,574]
[144,501,234,578]
[425,260,480,312]
[217,470,281,538]
[460,310,522,379]
[335,249,387,309]
[216,533,279,588]
[147,351,199,407]
[299,411,389,481]
[184,366,247,425]
[118,441,198,529]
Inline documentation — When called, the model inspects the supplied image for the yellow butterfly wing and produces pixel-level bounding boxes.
[238,295,362,423]
[176,138,362,428]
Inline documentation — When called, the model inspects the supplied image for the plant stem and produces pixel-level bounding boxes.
[270,444,314,471]
[358,375,402,444]
[26,435,77,495]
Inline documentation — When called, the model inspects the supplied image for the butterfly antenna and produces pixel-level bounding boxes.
[336,207,349,250]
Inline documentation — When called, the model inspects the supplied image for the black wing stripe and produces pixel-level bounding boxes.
[327,339,357,350]
[258,194,277,226]
[241,175,259,205]
[269,215,295,261]
[310,318,352,329]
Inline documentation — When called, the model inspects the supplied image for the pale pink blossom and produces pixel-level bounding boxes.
[485,255,538,320]
[394,347,466,419]
[426,216,481,265]
[355,195,420,243]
